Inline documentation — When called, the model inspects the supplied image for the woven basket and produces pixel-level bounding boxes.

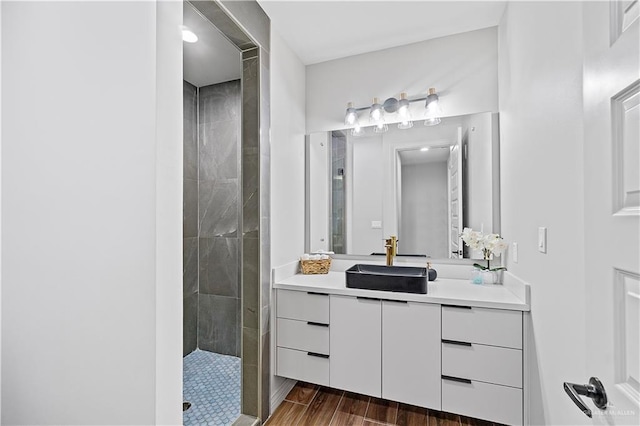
[300,258,332,275]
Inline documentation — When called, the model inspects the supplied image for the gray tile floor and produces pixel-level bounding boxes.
[183,349,241,426]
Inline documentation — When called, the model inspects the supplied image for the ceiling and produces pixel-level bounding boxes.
[399,146,451,165]
[183,1,241,88]
[257,0,507,65]
[182,1,506,85]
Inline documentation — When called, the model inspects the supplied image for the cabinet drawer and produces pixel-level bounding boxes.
[277,289,330,323]
[276,347,329,387]
[442,378,522,426]
[442,341,522,388]
[277,318,329,354]
[442,306,522,349]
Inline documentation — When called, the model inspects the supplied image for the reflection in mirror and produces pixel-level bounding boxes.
[306,112,500,260]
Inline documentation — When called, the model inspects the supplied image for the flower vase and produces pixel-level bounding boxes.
[481,269,504,285]
[471,268,484,285]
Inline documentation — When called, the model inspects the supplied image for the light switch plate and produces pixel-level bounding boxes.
[512,242,519,263]
[538,227,547,253]
[371,221,382,229]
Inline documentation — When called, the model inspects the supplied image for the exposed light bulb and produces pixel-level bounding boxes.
[426,98,439,112]
[181,26,198,43]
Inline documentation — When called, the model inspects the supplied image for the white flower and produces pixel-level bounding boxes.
[460,228,507,256]
[460,227,484,250]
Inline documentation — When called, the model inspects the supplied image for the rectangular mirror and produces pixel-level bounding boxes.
[305,112,500,260]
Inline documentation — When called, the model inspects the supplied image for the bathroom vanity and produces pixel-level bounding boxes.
[273,262,530,426]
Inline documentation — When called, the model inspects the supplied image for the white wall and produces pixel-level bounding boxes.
[1,1,182,424]
[498,2,586,425]
[271,30,306,267]
[154,1,183,424]
[462,112,496,235]
[269,29,306,409]
[306,27,498,133]
[400,162,448,257]
[351,135,384,254]
[306,132,330,252]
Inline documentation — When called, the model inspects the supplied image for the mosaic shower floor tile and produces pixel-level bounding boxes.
[183,349,241,426]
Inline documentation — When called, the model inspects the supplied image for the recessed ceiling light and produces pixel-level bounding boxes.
[420,147,430,152]
[181,25,198,43]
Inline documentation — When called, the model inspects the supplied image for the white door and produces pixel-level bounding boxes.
[449,127,464,258]
[579,2,639,424]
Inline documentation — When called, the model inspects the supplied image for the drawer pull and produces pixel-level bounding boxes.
[442,375,472,384]
[307,352,329,359]
[307,321,329,327]
[357,296,380,301]
[307,291,329,296]
[442,339,472,347]
[383,299,408,304]
[442,304,472,309]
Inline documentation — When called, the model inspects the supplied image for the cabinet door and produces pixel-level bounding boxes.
[382,301,441,410]
[330,295,381,397]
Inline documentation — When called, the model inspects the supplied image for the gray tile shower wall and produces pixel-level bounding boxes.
[241,49,261,418]
[184,81,198,181]
[259,55,271,422]
[183,81,198,356]
[197,79,242,357]
[198,294,240,357]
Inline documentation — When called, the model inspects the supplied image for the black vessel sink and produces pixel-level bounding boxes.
[345,264,428,294]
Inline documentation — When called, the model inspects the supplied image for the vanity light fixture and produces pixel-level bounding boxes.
[344,88,442,135]
[370,98,384,122]
[424,88,441,126]
[397,92,413,129]
[420,147,430,152]
[345,102,358,126]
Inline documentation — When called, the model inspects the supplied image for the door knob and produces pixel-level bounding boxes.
[563,377,608,418]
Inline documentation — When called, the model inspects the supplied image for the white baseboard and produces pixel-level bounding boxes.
[270,378,296,414]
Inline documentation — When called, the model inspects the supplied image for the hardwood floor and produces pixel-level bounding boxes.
[265,382,502,426]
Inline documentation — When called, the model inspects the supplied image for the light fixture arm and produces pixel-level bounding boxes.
[351,95,430,114]
[345,89,438,116]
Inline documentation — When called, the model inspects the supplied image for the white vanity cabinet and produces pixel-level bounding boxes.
[274,283,527,426]
[441,305,524,426]
[330,295,382,396]
[329,295,441,409]
[275,289,331,386]
[382,299,441,409]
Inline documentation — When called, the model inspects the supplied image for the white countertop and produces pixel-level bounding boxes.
[274,270,530,311]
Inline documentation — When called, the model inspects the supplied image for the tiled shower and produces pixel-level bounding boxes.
[183,79,242,424]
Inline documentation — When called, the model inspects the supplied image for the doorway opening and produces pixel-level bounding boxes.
[182,1,242,424]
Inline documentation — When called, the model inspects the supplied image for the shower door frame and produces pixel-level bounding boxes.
[186,0,271,421]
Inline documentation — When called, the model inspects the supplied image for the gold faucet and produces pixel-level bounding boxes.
[384,236,398,266]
